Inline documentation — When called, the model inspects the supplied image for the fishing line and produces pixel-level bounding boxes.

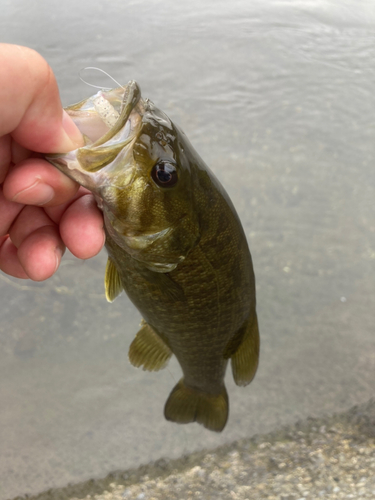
[166,367,177,384]
[79,67,125,90]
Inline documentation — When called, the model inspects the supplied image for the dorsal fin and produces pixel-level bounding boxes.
[104,257,123,302]
[228,313,260,387]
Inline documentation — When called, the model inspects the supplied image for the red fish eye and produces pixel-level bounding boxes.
[151,161,178,187]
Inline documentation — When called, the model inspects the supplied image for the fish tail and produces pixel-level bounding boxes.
[164,379,229,432]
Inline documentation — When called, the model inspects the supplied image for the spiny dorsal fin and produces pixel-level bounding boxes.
[128,320,172,371]
[105,257,123,302]
[230,313,260,387]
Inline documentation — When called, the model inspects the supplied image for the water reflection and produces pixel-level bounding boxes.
[0,0,374,498]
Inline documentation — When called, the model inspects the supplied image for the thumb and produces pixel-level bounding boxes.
[0,44,83,153]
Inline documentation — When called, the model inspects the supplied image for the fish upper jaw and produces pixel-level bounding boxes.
[46,81,143,193]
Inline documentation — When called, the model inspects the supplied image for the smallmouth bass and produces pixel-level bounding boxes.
[47,81,259,432]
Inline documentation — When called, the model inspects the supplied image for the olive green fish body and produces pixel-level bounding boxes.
[106,183,255,384]
[46,82,259,432]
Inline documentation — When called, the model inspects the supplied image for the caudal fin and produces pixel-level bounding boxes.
[164,379,229,432]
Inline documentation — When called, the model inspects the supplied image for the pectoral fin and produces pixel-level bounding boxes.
[105,258,123,302]
[128,320,172,371]
[224,314,260,387]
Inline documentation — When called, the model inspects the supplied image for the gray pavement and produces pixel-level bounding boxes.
[12,399,375,500]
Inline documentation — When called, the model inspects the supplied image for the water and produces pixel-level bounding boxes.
[1,0,374,498]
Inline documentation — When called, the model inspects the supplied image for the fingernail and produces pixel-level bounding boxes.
[12,180,55,205]
[61,110,84,151]
[54,246,64,274]
[101,228,106,249]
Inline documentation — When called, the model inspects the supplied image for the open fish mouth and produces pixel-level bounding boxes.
[46,81,143,191]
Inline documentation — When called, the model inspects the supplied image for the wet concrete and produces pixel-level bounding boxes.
[11,399,375,500]
[1,0,375,498]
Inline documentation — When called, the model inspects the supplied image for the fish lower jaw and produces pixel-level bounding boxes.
[48,157,98,192]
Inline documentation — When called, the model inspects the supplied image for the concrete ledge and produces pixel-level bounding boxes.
[13,398,375,500]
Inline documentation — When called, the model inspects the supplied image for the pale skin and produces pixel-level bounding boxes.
[0,44,105,281]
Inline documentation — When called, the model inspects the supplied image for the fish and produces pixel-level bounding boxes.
[46,81,259,432]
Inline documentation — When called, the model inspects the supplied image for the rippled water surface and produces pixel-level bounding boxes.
[1,1,374,498]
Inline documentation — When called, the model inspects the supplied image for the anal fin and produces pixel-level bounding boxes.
[128,320,172,371]
[164,379,229,432]
[105,257,123,302]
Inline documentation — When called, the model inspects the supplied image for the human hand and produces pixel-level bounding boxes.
[0,44,105,281]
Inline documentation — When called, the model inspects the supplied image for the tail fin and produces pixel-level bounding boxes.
[164,379,229,432]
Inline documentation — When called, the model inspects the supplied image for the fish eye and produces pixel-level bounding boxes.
[151,160,178,187]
